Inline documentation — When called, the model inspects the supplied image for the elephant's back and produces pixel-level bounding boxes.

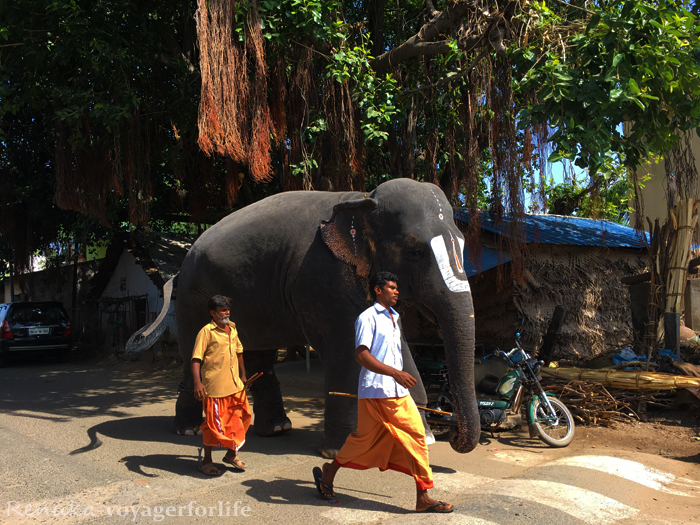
[177,190,361,296]
[198,190,359,253]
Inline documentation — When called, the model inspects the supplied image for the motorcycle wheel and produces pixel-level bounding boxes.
[426,387,454,437]
[531,396,575,447]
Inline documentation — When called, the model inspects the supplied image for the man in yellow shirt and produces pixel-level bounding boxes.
[191,295,251,475]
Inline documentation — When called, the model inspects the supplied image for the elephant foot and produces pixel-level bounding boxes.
[318,434,349,459]
[254,416,292,437]
[319,446,340,459]
[174,390,204,436]
[176,426,202,436]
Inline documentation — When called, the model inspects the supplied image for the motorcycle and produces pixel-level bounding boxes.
[416,333,575,447]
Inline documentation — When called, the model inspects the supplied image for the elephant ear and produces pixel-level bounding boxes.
[320,198,378,278]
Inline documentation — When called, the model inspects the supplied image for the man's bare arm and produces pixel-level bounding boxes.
[238,353,247,384]
[191,359,207,400]
[355,345,417,389]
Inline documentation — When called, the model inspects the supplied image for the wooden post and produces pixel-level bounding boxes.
[540,305,567,365]
[664,312,681,362]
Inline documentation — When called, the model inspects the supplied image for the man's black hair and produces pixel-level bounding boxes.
[369,271,398,300]
[208,295,231,312]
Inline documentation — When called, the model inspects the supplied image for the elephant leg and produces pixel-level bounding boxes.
[283,345,306,362]
[246,349,292,436]
[174,361,204,435]
[315,334,361,459]
[400,327,436,444]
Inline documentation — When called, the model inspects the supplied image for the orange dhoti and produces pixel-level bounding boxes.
[334,395,434,490]
[200,390,252,451]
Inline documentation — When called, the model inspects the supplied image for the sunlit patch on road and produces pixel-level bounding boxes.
[477,479,638,524]
[547,456,700,497]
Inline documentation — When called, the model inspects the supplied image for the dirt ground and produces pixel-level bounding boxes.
[573,407,700,461]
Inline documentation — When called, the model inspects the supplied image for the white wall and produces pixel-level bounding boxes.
[101,250,178,342]
[630,130,700,230]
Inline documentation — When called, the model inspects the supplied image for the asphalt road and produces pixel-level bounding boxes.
[0,357,699,525]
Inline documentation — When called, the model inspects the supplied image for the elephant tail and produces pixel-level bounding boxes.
[124,274,178,355]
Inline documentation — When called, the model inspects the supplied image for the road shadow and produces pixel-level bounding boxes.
[118,452,204,478]
[71,414,326,467]
[670,453,700,464]
[479,430,549,449]
[0,362,178,419]
[242,477,410,514]
[70,415,193,454]
[242,426,328,458]
[430,464,457,474]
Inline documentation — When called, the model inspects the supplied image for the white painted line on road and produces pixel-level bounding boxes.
[490,449,549,467]
[477,479,638,524]
[547,456,700,497]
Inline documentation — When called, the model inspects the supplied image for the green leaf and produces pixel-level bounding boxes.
[548,151,564,163]
[631,97,645,110]
[586,14,601,33]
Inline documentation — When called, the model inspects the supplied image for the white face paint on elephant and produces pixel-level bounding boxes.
[430,234,471,293]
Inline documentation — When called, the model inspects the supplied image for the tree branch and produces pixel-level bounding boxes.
[403,47,489,95]
[371,0,476,73]
[151,20,196,74]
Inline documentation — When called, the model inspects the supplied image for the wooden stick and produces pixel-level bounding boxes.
[244,371,263,387]
[327,392,454,416]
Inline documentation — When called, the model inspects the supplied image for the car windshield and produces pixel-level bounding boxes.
[11,305,66,324]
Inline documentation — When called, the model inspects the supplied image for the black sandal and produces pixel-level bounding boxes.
[312,467,335,500]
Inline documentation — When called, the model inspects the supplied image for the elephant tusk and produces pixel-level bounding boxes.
[327,392,453,416]
[430,236,471,293]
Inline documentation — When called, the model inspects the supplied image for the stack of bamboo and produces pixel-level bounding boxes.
[541,366,700,390]
[542,379,676,426]
[665,198,699,315]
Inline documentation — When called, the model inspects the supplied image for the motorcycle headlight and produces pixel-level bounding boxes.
[529,359,542,374]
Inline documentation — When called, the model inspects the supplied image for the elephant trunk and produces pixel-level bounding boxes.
[429,293,481,453]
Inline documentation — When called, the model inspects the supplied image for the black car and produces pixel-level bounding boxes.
[0,302,72,366]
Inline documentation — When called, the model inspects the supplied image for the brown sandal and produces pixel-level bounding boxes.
[222,456,246,471]
[199,461,222,476]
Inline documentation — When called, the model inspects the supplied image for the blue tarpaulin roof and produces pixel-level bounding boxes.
[453,209,648,249]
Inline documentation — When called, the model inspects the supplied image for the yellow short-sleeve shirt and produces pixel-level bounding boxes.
[191,320,245,398]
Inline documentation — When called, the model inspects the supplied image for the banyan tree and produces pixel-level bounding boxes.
[3,0,700,271]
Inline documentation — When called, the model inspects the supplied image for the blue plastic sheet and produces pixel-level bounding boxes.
[611,348,677,371]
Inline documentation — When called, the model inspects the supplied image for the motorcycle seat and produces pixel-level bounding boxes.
[474,356,511,394]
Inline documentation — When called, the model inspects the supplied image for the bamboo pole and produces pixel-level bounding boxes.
[244,371,263,387]
[665,198,699,315]
[327,392,453,416]
[541,367,700,390]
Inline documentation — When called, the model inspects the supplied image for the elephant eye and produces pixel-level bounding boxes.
[405,249,423,261]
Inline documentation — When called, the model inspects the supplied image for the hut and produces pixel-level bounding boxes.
[404,213,649,364]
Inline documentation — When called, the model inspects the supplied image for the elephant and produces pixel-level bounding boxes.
[143,178,480,457]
